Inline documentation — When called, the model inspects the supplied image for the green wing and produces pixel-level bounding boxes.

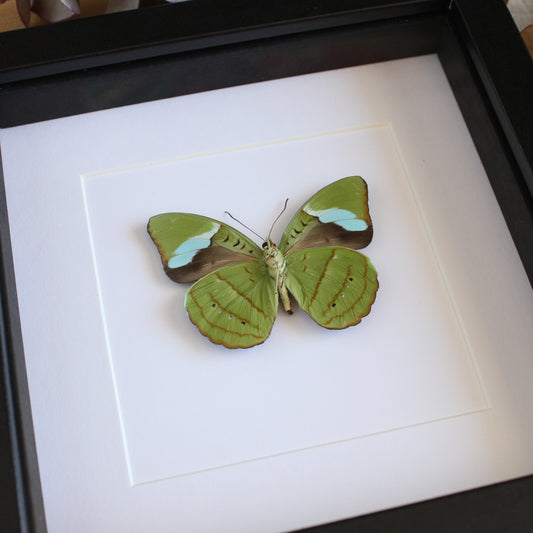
[185,260,278,349]
[148,213,262,283]
[285,247,378,329]
[279,176,373,254]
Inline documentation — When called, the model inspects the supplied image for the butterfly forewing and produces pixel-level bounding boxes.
[185,261,278,348]
[279,176,373,254]
[285,247,378,329]
[148,213,263,283]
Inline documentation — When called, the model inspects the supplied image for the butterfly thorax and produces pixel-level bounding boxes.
[262,241,292,314]
[262,241,285,277]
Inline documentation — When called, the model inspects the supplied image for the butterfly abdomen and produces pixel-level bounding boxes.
[262,243,292,314]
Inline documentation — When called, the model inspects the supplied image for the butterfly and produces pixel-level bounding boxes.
[148,176,378,349]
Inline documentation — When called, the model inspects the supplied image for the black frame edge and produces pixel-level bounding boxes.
[0,12,446,128]
[440,0,533,287]
[0,155,46,532]
[0,0,448,84]
[451,0,533,198]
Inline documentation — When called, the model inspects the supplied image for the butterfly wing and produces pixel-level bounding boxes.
[148,213,263,283]
[185,260,278,348]
[285,247,378,329]
[279,176,373,254]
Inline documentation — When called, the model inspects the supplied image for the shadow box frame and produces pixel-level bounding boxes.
[1,0,533,531]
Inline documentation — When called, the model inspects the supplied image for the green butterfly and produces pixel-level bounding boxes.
[148,176,378,349]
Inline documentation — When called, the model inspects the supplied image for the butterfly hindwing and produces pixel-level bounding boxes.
[185,261,278,348]
[148,213,263,283]
[285,247,378,329]
[279,176,373,254]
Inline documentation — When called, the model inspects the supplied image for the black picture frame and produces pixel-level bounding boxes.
[1,1,532,531]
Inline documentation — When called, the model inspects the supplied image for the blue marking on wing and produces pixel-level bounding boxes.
[174,237,212,255]
[317,208,368,231]
[168,231,215,268]
[335,218,368,231]
[169,250,197,268]
[318,208,353,223]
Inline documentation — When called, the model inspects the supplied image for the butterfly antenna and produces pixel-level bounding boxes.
[224,211,266,241]
[267,198,289,240]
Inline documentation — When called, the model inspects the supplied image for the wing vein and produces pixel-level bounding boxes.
[309,248,336,306]
[215,271,269,318]
[323,261,370,326]
[188,291,264,340]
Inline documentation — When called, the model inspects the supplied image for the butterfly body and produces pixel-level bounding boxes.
[148,176,378,348]
[260,240,292,314]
